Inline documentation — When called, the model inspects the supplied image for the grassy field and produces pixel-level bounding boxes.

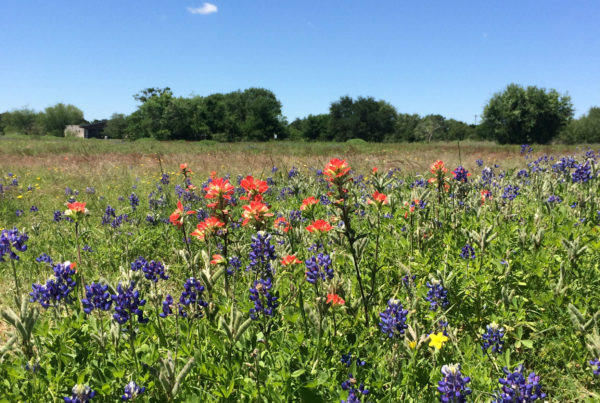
[1,137,599,401]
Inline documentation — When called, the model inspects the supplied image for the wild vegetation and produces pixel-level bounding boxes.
[1,141,599,401]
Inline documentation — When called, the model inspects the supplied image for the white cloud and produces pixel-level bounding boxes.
[187,3,218,15]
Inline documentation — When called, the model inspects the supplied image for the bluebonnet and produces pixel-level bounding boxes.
[160,173,170,185]
[64,384,96,403]
[289,209,302,222]
[572,162,592,183]
[111,214,130,228]
[227,256,242,275]
[131,257,168,282]
[178,278,208,319]
[36,253,53,264]
[15,209,24,217]
[482,322,505,353]
[425,279,449,311]
[121,381,146,401]
[111,281,148,325]
[481,167,495,185]
[305,253,334,284]
[516,169,529,178]
[196,208,209,221]
[246,232,277,277]
[502,185,519,201]
[520,144,533,155]
[379,299,409,338]
[437,363,472,403]
[460,244,475,260]
[81,282,112,314]
[288,167,299,178]
[271,165,278,173]
[589,359,600,376]
[341,374,369,403]
[320,194,331,205]
[52,210,62,222]
[83,245,93,252]
[102,205,116,225]
[492,365,546,402]
[341,353,366,367]
[0,228,29,261]
[29,205,38,212]
[85,187,95,194]
[402,275,416,287]
[547,195,562,203]
[452,166,470,183]
[30,262,77,308]
[410,178,427,188]
[64,186,74,196]
[249,278,278,320]
[476,159,484,167]
[159,294,174,318]
[128,193,139,211]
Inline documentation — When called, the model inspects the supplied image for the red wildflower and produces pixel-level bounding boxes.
[429,160,448,175]
[273,216,291,233]
[190,216,226,241]
[210,254,226,265]
[169,200,196,227]
[480,190,492,204]
[326,293,345,306]
[367,191,388,206]
[64,201,89,217]
[180,163,192,175]
[300,196,319,211]
[323,158,351,181]
[204,177,235,208]
[240,175,269,202]
[242,201,274,226]
[281,255,302,266]
[372,167,378,174]
[306,219,333,233]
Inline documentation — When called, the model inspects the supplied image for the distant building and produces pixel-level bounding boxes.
[64,121,107,138]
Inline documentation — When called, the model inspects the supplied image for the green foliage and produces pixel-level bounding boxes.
[329,96,397,142]
[481,83,574,144]
[558,107,600,144]
[41,103,85,137]
[0,108,43,135]
[103,113,128,139]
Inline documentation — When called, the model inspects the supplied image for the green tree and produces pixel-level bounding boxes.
[1,108,41,135]
[103,113,128,139]
[40,103,85,137]
[481,84,574,144]
[558,107,600,144]
[329,96,397,142]
[414,114,447,142]
[391,113,421,142]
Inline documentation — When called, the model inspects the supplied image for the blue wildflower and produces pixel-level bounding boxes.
[0,228,29,261]
[111,281,148,325]
[437,363,472,403]
[492,365,546,402]
[341,374,369,403]
[81,282,112,314]
[159,294,174,318]
[249,277,278,320]
[460,244,475,260]
[425,279,449,311]
[64,384,96,403]
[379,299,409,338]
[572,162,592,183]
[482,322,505,353]
[36,253,53,264]
[128,193,139,211]
[452,166,470,183]
[121,381,146,401]
[589,359,600,376]
[178,278,208,319]
[29,205,38,212]
[304,253,333,284]
[246,232,277,277]
[29,262,77,308]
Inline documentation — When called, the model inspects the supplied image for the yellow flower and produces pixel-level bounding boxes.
[408,340,417,349]
[17,195,23,199]
[429,332,448,350]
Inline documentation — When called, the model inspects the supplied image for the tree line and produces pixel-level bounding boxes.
[1,84,598,144]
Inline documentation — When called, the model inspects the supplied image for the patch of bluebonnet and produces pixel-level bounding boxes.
[425,279,449,311]
[121,381,146,401]
[81,282,112,314]
[178,278,209,319]
[572,162,592,183]
[246,232,276,277]
[482,323,505,353]
[589,359,600,376]
[492,365,545,402]
[501,185,519,201]
[111,281,148,325]
[379,299,408,338]
[476,159,484,167]
[547,195,562,203]
[460,244,475,260]
[227,256,242,275]
[64,384,96,403]
[0,227,29,261]
[288,167,299,178]
[341,353,366,368]
[159,294,174,318]
[341,373,369,403]
[305,253,334,284]
[131,256,168,282]
[452,166,470,183]
[15,209,24,217]
[249,277,278,320]
[36,253,53,264]
[29,262,77,309]
[437,363,472,403]
[29,205,38,212]
[410,178,427,188]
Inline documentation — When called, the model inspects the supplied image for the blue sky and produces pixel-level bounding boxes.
[1,1,598,123]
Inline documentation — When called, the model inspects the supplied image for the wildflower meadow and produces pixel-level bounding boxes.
[1,141,600,402]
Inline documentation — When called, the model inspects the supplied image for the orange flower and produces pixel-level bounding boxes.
[204,177,235,208]
[169,200,196,227]
[429,160,448,175]
[210,254,226,265]
[306,219,333,233]
[372,167,378,174]
[326,293,345,305]
[480,190,492,204]
[190,216,226,241]
[367,191,388,206]
[300,196,319,211]
[281,255,302,266]
[242,201,274,226]
[273,216,291,233]
[180,163,192,175]
[323,158,351,181]
[240,175,269,202]
[64,201,89,217]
